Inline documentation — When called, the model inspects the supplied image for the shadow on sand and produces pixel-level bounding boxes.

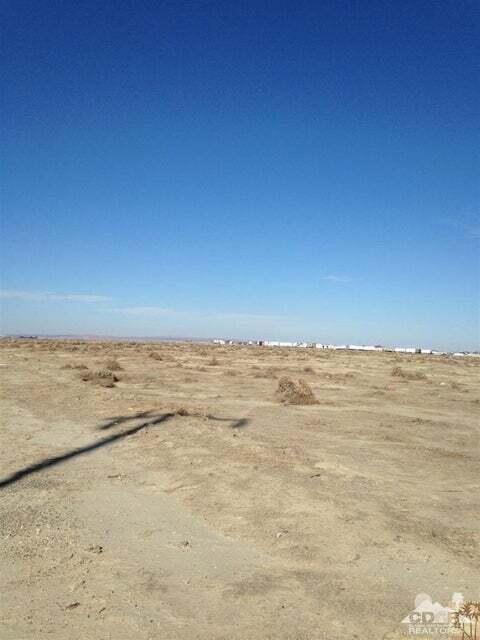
[0,410,250,490]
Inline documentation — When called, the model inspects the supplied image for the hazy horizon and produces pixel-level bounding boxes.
[0,293,476,353]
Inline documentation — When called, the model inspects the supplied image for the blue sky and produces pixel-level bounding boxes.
[1,0,479,350]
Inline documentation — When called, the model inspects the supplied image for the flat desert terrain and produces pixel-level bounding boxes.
[0,339,478,639]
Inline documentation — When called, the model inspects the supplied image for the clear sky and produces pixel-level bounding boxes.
[1,0,479,350]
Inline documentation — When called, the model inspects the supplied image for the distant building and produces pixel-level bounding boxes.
[348,345,381,351]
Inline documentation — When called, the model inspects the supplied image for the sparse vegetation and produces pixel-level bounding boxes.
[0,336,478,640]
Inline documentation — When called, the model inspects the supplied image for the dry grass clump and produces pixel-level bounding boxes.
[323,372,355,381]
[450,381,466,391]
[303,366,315,373]
[80,369,119,388]
[61,363,89,370]
[254,366,278,379]
[104,358,123,371]
[276,376,318,405]
[391,366,427,381]
[150,351,175,362]
[208,356,219,366]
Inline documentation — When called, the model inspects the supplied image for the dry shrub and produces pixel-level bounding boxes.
[208,356,219,366]
[303,366,315,373]
[391,366,427,381]
[224,369,237,376]
[80,369,119,388]
[104,358,123,371]
[149,352,163,360]
[276,376,318,405]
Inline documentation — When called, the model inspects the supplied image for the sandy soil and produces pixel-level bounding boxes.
[0,339,478,639]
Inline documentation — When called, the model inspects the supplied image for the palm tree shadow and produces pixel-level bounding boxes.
[96,410,157,430]
[0,411,173,490]
[0,411,250,490]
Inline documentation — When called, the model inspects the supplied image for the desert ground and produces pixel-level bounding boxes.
[0,338,478,639]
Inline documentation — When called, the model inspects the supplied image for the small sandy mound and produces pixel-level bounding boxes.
[276,376,318,405]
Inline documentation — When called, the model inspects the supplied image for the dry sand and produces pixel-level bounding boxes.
[0,339,478,639]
